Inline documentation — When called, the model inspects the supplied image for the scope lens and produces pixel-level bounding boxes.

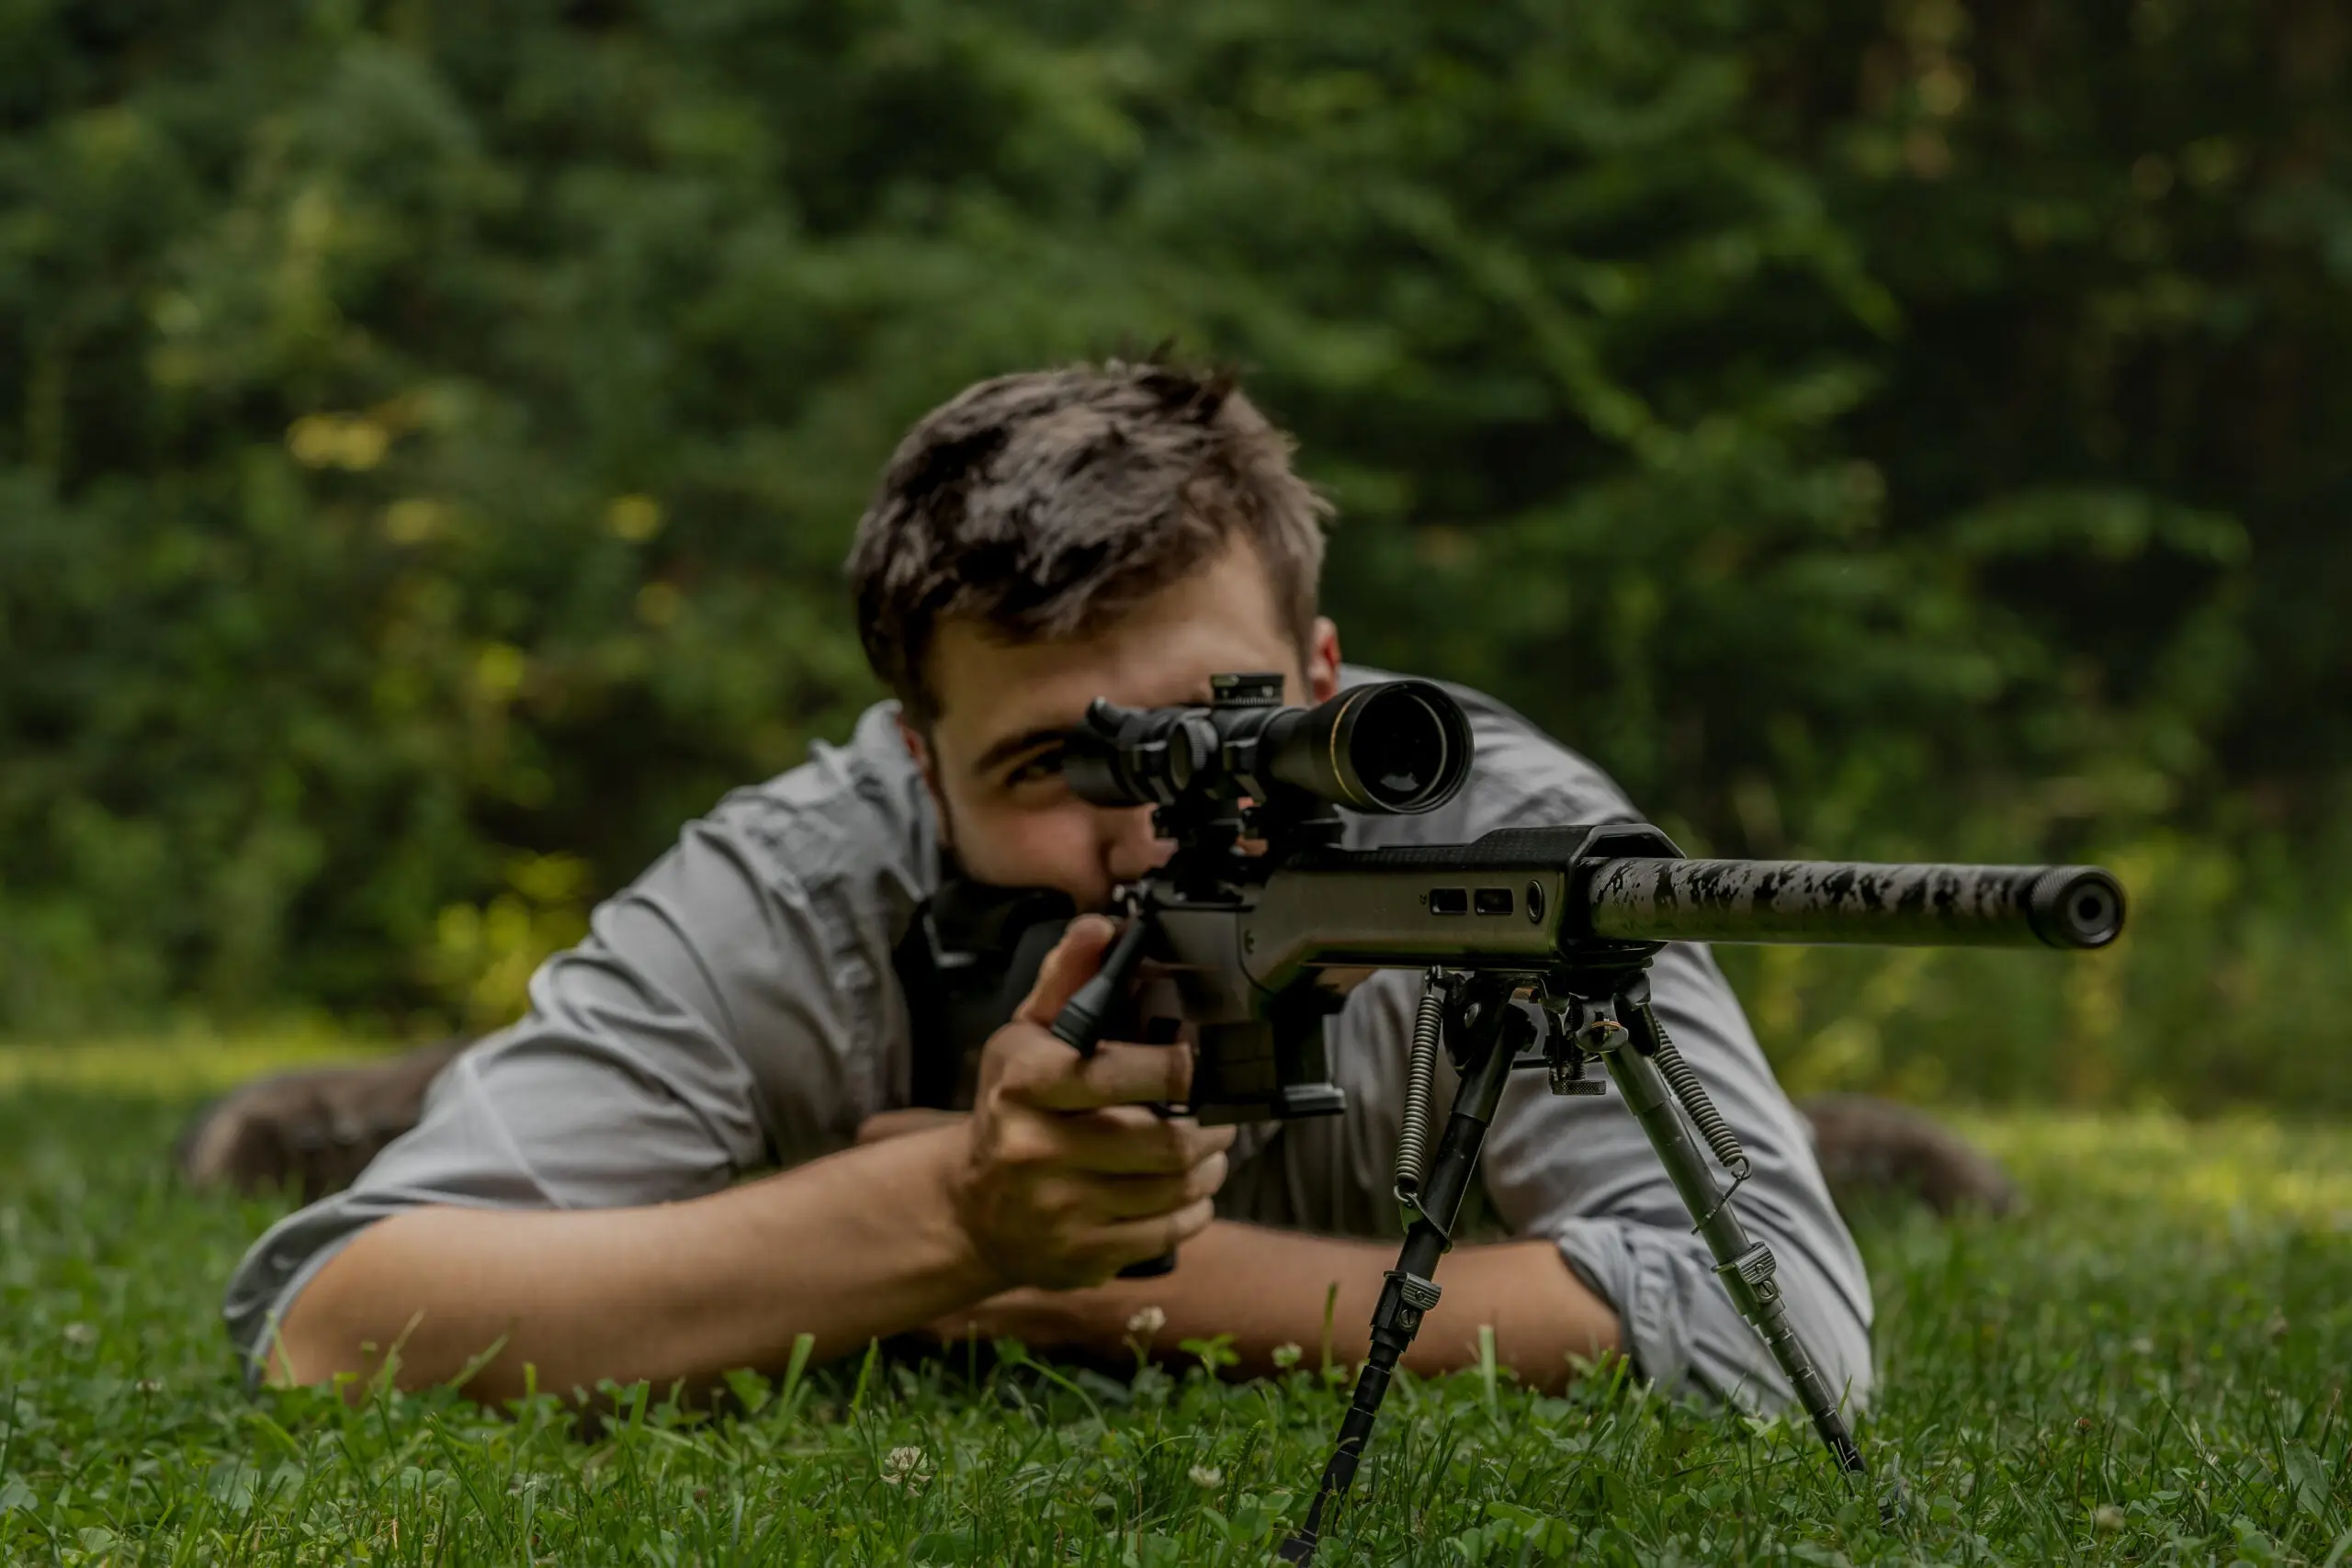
[1351,689,1446,807]
[1330,683,1471,813]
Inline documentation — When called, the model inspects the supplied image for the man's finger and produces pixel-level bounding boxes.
[997,1032,1197,1111]
[1088,1198,1219,1272]
[997,1105,1236,1175]
[1079,1152,1231,1221]
[1052,1107,1236,1175]
[1012,914,1118,1029]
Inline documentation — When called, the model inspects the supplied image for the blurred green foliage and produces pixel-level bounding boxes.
[2,1,2346,1102]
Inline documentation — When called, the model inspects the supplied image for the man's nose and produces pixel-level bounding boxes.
[1100,806,1173,887]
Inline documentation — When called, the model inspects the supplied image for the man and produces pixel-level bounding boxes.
[220,361,1876,1412]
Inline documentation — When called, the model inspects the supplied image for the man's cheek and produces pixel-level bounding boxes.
[954,804,1099,895]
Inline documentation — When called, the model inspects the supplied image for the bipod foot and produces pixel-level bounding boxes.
[1875,1469,1911,1530]
[1278,1439,1364,1564]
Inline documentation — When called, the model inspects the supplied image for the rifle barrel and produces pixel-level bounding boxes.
[1584,858,2124,950]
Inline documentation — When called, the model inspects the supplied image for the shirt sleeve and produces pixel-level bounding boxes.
[220,783,889,1380]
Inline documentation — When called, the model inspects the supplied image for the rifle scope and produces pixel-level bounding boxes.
[1065,674,1473,816]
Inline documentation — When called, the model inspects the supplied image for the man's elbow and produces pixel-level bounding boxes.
[257,1252,376,1395]
[250,1217,448,1398]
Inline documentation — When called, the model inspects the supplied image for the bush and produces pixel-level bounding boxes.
[3,0,2346,1103]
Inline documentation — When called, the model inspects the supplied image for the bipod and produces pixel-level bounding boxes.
[1278,968,1876,1563]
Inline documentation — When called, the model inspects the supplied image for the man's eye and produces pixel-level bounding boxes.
[1006,748,1065,786]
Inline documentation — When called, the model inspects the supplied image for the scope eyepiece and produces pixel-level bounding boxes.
[1062,703,1216,807]
[1063,676,1474,818]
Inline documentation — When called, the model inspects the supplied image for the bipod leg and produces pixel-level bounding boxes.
[1603,987,1872,1495]
[1278,979,1528,1564]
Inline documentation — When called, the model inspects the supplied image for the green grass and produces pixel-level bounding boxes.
[3,1043,2349,1565]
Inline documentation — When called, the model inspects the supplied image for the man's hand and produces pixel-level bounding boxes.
[948,914,1235,1292]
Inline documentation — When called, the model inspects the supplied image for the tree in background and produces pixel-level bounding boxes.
[2,0,2345,1105]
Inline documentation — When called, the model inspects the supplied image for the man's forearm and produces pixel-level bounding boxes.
[271,1124,999,1403]
[936,1220,1623,1393]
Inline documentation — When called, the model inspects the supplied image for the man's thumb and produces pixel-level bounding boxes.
[1013,914,1118,1029]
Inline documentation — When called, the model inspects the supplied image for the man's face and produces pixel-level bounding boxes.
[899,540,1342,910]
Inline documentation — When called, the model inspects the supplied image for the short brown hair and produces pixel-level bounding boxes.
[846,360,1331,723]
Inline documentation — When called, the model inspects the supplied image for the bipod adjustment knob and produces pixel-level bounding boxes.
[1713,1241,1783,1318]
[1376,1269,1443,1337]
[1550,1048,1607,1096]
[1544,998,1621,1097]
[1573,1000,1628,1058]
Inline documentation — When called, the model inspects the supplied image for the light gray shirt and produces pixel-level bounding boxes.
[225,668,1872,1409]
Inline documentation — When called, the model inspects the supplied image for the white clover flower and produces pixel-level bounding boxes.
[881,1445,933,1488]
[1189,1465,1224,1490]
[62,1323,96,1348]
[1270,1343,1303,1370]
[1125,1304,1168,1339]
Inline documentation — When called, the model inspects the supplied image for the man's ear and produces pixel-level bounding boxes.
[896,711,941,797]
[1306,615,1342,703]
[897,711,962,855]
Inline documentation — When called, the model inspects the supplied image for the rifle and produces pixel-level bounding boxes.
[895,672,2124,1562]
